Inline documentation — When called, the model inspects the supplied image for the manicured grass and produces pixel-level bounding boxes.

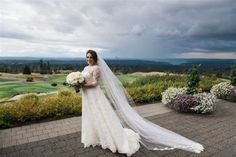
[0,73,139,99]
[47,74,67,84]
[0,72,223,100]
[117,74,141,82]
[0,78,17,82]
[0,73,69,99]
[0,82,59,99]
[117,74,140,83]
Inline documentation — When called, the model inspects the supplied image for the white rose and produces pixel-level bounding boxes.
[66,71,84,85]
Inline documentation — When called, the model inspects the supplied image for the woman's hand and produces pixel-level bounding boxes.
[82,82,96,88]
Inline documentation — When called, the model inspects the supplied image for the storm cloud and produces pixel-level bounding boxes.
[0,0,236,58]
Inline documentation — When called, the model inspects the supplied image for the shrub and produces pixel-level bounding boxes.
[0,108,13,128]
[199,75,222,92]
[210,81,233,98]
[124,74,221,93]
[51,83,57,86]
[57,88,74,97]
[127,85,161,103]
[26,77,34,82]
[39,94,81,118]
[19,94,39,103]
[127,82,174,103]
[161,87,187,104]
[1,94,40,126]
[187,65,201,94]
[230,65,236,86]
[127,75,187,88]
[191,92,217,114]
[0,89,82,129]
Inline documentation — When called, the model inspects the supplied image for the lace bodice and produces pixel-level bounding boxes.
[82,65,100,86]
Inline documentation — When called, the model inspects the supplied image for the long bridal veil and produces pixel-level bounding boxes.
[97,55,204,153]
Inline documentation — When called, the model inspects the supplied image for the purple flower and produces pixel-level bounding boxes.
[230,86,236,97]
[168,94,199,112]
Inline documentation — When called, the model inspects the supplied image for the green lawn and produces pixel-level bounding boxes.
[0,73,140,99]
[0,77,17,82]
[0,74,68,99]
[0,82,59,98]
[47,74,67,84]
[117,74,139,83]
[0,72,223,99]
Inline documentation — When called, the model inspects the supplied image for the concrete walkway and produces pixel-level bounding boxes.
[0,102,171,149]
[0,99,236,157]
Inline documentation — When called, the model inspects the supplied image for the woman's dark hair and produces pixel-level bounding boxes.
[86,49,98,64]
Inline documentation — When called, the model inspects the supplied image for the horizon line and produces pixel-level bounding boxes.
[0,56,235,60]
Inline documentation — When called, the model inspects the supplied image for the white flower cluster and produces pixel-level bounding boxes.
[210,81,233,98]
[161,87,187,104]
[66,71,85,85]
[191,92,217,114]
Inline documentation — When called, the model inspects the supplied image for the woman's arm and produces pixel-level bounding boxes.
[82,82,96,88]
[82,66,100,88]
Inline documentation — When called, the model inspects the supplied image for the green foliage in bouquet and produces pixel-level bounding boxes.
[187,65,201,95]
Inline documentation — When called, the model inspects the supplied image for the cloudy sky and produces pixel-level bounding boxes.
[0,0,236,59]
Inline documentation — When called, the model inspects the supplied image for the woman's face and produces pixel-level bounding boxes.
[86,53,95,65]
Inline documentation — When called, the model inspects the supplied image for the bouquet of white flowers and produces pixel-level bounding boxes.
[66,71,85,93]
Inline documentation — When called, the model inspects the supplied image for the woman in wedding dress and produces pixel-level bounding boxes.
[81,50,204,156]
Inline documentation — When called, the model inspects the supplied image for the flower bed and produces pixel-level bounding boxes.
[191,92,217,114]
[169,94,199,112]
[162,87,217,114]
[210,81,236,102]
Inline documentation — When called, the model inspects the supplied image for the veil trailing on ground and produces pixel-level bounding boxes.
[97,55,204,153]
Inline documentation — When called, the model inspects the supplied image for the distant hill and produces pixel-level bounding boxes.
[0,57,235,78]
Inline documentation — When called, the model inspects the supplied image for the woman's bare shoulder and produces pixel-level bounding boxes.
[83,65,88,69]
[92,65,100,72]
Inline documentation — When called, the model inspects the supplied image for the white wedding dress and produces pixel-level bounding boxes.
[81,65,141,156]
[80,57,204,156]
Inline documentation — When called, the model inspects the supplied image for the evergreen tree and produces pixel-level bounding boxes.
[65,64,73,70]
[39,59,52,74]
[23,65,31,75]
[187,64,201,95]
[46,61,52,74]
[230,64,236,86]
[39,59,45,74]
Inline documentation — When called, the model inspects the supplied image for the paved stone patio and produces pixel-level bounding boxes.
[0,99,236,157]
[0,103,170,148]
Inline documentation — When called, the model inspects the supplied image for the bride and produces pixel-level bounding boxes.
[80,50,204,156]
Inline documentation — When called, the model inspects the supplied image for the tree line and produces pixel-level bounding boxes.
[0,59,235,79]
